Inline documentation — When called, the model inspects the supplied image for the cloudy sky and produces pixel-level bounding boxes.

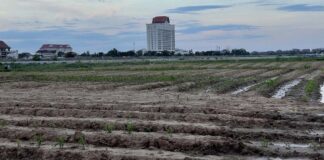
[1,0,324,53]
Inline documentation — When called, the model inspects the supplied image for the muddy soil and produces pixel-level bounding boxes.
[0,81,323,159]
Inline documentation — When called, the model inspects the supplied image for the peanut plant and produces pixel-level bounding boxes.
[34,134,43,148]
[78,135,86,150]
[104,123,114,134]
[126,122,134,134]
[55,136,65,149]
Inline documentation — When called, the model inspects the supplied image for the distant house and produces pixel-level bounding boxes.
[0,41,11,58]
[36,44,73,59]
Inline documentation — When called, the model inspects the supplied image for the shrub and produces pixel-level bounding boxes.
[32,55,41,61]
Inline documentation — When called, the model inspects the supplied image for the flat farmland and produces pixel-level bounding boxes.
[0,59,324,160]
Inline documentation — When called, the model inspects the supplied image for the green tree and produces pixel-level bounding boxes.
[32,55,41,61]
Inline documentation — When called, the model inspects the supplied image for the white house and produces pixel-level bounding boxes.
[36,44,73,59]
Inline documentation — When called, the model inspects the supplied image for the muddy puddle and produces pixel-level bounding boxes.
[231,84,256,95]
[320,84,324,103]
[271,142,310,148]
[317,114,324,117]
[272,79,302,99]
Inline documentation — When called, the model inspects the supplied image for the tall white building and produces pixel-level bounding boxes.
[146,16,175,52]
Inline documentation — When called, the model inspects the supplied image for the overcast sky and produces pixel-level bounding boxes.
[1,0,324,53]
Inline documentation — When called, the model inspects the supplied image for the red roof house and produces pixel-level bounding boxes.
[0,41,11,57]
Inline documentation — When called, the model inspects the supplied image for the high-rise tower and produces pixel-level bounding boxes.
[146,16,175,51]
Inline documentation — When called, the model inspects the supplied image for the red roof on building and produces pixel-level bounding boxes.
[152,16,170,24]
[40,44,72,50]
[0,41,10,49]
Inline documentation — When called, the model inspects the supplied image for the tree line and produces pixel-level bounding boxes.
[79,48,324,57]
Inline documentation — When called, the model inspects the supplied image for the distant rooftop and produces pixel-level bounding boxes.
[40,44,72,49]
[152,16,170,24]
[0,41,10,49]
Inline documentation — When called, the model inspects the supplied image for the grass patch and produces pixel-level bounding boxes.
[256,78,280,96]
[305,80,317,96]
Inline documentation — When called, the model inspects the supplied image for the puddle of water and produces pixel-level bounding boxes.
[320,84,324,103]
[272,142,310,148]
[231,84,256,95]
[309,130,324,135]
[232,77,278,96]
[272,79,302,99]
[317,114,324,117]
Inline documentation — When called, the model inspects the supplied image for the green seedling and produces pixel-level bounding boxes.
[285,142,291,150]
[261,139,269,148]
[16,139,21,148]
[104,123,114,134]
[0,120,6,128]
[34,134,43,148]
[78,135,86,150]
[126,122,134,134]
[305,80,316,96]
[55,136,65,149]
[265,79,276,87]
[310,142,321,151]
[166,127,173,137]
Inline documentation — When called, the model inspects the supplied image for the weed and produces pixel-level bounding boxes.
[265,79,277,87]
[34,134,43,148]
[16,139,21,148]
[78,135,86,150]
[0,120,6,128]
[304,64,311,70]
[126,122,134,134]
[165,127,173,137]
[261,139,269,148]
[301,95,309,102]
[310,142,321,151]
[285,142,291,150]
[55,136,65,149]
[104,123,114,134]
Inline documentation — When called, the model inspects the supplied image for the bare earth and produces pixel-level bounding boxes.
[0,80,323,160]
[0,60,324,159]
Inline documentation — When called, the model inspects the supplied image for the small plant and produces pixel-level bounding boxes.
[104,123,114,134]
[166,127,173,137]
[261,139,269,148]
[303,64,311,70]
[16,139,21,148]
[285,142,291,150]
[310,142,321,151]
[78,135,86,150]
[126,122,134,134]
[305,80,316,96]
[0,120,6,128]
[55,136,65,149]
[34,134,43,148]
[301,95,309,102]
[265,79,277,87]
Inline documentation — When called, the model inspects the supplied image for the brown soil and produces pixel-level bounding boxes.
[0,81,323,159]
